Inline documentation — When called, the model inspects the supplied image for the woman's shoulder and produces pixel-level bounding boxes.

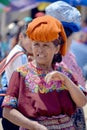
[55,63,72,73]
[16,63,30,77]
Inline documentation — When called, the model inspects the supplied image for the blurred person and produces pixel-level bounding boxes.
[1,19,32,130]
[5,25,30,83]
[81,17,87,28]
[78,27,87,45]
[0,35,6,61]
[69,17,87,75]
[34,11,45,18]
[7,20,20,50]
[70,17,87,44]
[2,15,87,130]
[5,17,32,83]
[1,36,9,58]
[45,1,86,130]
[0,17,33,94]
[70,31,87,80]
[0,35,3,61]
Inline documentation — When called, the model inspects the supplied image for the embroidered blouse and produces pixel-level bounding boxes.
[2,62,81,118]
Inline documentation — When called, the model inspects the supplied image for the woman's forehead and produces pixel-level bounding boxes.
[32,41,53,44]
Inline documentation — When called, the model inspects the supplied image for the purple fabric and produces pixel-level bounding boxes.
[19,127,26,130]
[82,27,87,33]
[61,51,85,87]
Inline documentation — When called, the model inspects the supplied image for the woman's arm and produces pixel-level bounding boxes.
[64,75,87,107]
[45,71,87,107]
[2,71,48,130]
[3,107,48,130]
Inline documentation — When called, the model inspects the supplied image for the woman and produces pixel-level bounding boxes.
[2,15,87,130]
[1,23,32,130]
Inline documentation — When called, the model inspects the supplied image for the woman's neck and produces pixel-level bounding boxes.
[32,60,53,71]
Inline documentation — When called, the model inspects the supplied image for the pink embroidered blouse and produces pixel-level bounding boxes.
[2,62,81,118]
[61,51,86,87]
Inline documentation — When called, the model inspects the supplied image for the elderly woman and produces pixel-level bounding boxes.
[2,15,87,130]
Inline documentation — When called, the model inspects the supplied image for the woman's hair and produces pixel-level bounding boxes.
[52,35,64,66]
[11,23,29,49]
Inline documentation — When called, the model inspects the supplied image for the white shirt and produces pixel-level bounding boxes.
[5,45,28,84]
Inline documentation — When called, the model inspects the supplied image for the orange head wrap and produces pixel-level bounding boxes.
[26,15,67,56]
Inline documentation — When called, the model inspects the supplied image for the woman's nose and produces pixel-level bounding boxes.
[38,46,44,52]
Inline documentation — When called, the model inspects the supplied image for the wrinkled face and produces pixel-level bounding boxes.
[31,41,60,65]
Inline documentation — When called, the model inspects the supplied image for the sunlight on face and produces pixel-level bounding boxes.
[31,41,60,65]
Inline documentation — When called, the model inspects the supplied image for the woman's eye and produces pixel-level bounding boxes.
[43,44,48,47]
[34,43,39,46]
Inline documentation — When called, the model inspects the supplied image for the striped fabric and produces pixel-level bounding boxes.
[20,115,75,130]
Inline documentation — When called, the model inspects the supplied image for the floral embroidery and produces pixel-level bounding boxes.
[2,95,18,108]
[25,68,67,93]
[17,64,29,77]
[16,63,75,93]
[57,66,76,83]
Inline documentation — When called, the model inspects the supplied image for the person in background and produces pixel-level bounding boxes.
[70,27,87,81]
[79,27,87,79]
[81,17,87,28]
[77,27,87,45]
[45,1,86,129]
[2,15,87,130]
[0,35,7,61]
[0,34,3,61]
[34,11,45,18]
[5,25,32,83]
[6,19,20,51]
[1,17,32,130]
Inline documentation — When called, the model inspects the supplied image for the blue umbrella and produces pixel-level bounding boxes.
[36,0,87,6]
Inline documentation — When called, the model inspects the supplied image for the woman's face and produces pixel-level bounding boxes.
[32,41,60,66]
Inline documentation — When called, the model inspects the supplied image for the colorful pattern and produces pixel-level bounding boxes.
[3,63,76,116]
[17,63,68,93]
[17,64,29,77]
[2,95,17,108]
[20,115,75,130]
[2,63,79,109]
[71,108,86,130]
[37,115,75,130]
[25,74,67,93]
